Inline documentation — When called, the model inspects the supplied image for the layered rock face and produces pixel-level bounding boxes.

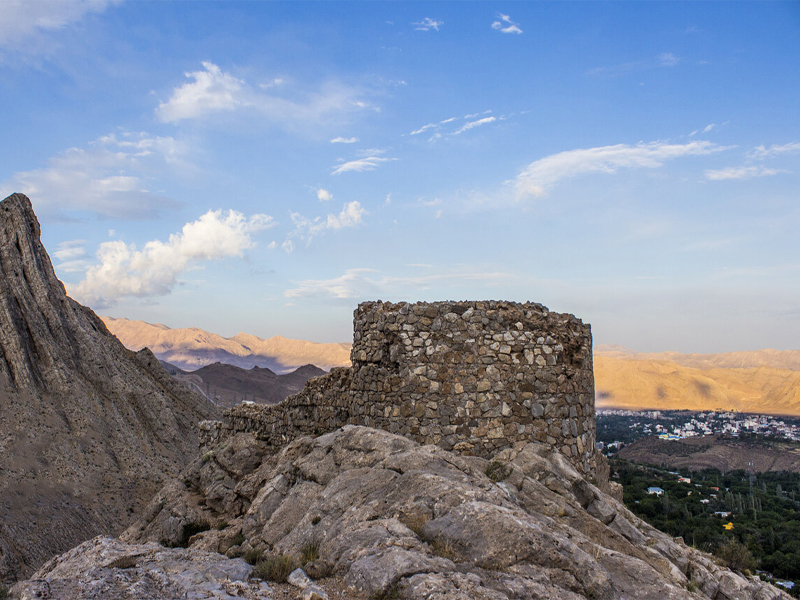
[15,426,788,599]
[0,193,219,581]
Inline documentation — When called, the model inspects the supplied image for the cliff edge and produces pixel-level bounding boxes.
[0,193,220,581]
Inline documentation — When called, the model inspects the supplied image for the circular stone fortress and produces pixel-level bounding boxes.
[206,300,597,477]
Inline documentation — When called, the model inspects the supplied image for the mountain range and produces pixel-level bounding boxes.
[594,346,800,416]
[102,316,351,374]
[163,361,326,408]
[103,318,800,416]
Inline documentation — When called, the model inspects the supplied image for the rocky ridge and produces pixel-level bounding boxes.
[0,193,220,582]
[13,425,790,599]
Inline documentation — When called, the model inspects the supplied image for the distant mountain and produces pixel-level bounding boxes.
[595,345,800,371]
[0,194,219,582]
[162,361,326,408]
[594,348,800,416]
[102,317,352,374]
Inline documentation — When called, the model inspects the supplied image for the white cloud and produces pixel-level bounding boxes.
[156,62,367,129]
[0,131,190,219]
[156,61,244,122]
[68,209,274,307]
[326,201,365,229]
[705,166,783,181]
[410,122,438,136]
[332,156,394,175]
[287,201,366,246]
[454,116,496,135]
[330,136,359,144]
[317,188,333,202]
[703,123,716,133]
[0,0,119,52]
[750,142,800,160]
[516,140,727,199]
[413,17,442,32]
[491,13,522,34]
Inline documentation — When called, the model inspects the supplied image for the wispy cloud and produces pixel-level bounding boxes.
[156,61,367,129]
[705,166,783,181]
[0,131,191,220]
[413,17,442,32]
[317,188,333,201]
[0,0,119,55]
[284,267,512,299]
[658,52,679,67]
[587,53,681,77]
[53,239,91,274]
[284,201,366,250]
[454,116,496,135]
[750,142,800,160]
[516,140,727,198]
[332,155,395,175]
[68,209,274,308]
[491,13,522,34]
[409,111,499,140]
[330,136,359,144]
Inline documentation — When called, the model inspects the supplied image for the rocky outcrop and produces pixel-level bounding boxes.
[0,193,220,582]
[16,425,782,599]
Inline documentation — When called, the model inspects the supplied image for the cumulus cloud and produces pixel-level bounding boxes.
[413,17,442,31]
[68,209,274,307]
[0,131,190,219]
[317,188,333,202]
[330,136,359,144]
[156,61,244,122]
[0,0,119,52]
[750,142,800,159]
[286,201,366,249]
[332,156,395,175]
[705,166,783,181]
[515,140,727,198]
[491,14,522,34]
[156,61,367,129]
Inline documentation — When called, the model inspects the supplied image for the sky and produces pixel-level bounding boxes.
[1,1,799,353]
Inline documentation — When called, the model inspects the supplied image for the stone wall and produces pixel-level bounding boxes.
[205,300,596,476]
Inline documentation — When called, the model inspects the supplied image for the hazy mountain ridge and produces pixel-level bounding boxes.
[595,344,800,371]
[102,316,352,374]
[594,355,800,416]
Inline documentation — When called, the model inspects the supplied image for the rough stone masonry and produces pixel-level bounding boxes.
[205,300,597,477]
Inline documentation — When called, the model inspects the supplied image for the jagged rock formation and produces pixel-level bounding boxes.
[0,193,220,582]
[14,426,789,599]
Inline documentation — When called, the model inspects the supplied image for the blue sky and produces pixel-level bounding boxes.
[1,1,798,353]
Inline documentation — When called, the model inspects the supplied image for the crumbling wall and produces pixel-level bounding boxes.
[205,300,596,476]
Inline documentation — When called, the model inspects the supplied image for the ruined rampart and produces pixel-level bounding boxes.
[202,300,596,476]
